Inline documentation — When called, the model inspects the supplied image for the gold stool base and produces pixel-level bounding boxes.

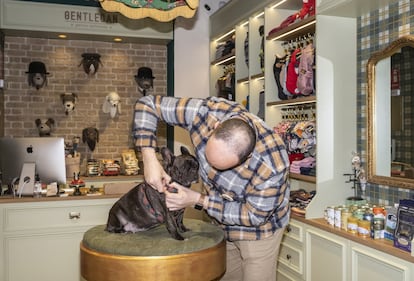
[80,219,226,281]
[80,239,226,281]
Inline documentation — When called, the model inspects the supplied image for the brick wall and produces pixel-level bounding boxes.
[2,36,167,173]
[0,32,4,137]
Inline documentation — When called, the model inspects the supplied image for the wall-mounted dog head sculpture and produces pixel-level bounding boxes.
[82,127,99,152]
[60,93,78,115]
[26,61,50,90]
[102,92,121,118]
[80,53,102,75]
[35,118,55,137]
[134,67,155,96]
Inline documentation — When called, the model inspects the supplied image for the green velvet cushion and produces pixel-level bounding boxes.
[82,219,225,256]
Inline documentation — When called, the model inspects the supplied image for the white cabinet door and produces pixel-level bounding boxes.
[0,198,117,281]
[305,228,349,281]
[5,231,85,281]
[351,243,412,281]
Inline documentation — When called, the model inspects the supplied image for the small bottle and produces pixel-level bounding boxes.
[33,174,42,198]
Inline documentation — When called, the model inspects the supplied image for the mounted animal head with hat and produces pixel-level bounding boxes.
[26,61,50,90]
[134,66,155,95]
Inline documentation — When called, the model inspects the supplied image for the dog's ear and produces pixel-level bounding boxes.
[46,118,55,127]
[94,128,99,142]
[72,93,78,100]
[161,147,174,168]
[82,128,88,143]
[180,146,191,156]
[35,118,41,127]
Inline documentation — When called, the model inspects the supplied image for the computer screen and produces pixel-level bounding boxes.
[0,137,67,195]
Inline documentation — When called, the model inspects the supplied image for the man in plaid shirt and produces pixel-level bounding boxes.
[133,95,290,281]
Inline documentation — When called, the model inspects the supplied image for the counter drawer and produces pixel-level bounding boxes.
[2,200,117,232]
[285,220,304,243]
[277,264,304,281]
[278,241,304,276]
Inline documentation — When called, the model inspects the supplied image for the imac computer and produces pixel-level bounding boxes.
[0,137,67,196]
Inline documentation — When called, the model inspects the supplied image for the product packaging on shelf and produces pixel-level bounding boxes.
[394,199,414,252]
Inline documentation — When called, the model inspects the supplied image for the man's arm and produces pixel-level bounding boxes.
[133,95,202,191]
[141,147,169,192]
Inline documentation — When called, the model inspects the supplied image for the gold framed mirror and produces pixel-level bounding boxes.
[367,35,414,189]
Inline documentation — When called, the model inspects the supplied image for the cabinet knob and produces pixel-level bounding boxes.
[286,225,292,233]
[286,254,292,260]
[69,211,81,220]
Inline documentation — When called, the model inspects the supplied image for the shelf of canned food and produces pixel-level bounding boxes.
[291,211,414,263]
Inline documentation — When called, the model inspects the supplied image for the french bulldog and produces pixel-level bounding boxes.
[105,146,199,240]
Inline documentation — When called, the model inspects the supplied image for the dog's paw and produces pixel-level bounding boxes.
[172,233,185,240]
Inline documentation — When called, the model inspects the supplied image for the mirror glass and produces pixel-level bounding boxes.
[367,35,414,189]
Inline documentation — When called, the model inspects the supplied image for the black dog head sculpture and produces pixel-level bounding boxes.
[26,61,50,90]
[80,53,102,75]
[105,146,199,240]
[134,67,155,96]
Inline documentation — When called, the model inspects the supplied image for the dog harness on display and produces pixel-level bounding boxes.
[286,48,302,96]
[297,43,315,95]
[273,55,288,100]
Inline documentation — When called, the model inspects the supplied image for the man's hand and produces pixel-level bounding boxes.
[141,147,171,193]
[165,182,201,211]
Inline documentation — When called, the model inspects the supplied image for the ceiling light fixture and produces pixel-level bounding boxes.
[271,0,288,9]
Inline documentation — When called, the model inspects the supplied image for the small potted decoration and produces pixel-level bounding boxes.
[69,172,85,196]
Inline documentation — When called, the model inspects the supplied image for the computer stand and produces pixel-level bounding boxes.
[17,162,35,197]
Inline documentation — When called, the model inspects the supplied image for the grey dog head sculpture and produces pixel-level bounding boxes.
[105,146,199,240]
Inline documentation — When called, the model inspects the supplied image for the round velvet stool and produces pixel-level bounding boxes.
[80,219,226,281]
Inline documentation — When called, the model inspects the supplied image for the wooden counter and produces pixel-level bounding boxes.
[293,214,414,263]
[0,175,144,203]
[0,194,122,204]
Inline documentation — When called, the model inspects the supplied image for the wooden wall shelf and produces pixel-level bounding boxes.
[266,15,316,42]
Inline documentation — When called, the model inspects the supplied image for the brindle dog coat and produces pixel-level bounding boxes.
[105,146,199,240]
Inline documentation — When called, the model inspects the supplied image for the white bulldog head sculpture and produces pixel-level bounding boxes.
[103,92,121,118]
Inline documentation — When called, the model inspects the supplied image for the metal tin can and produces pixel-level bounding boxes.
[372,217,385,239]
[326,206,335,226]
[362,212,373,222]
[347,216,358,234]
[372,206,385,239]
[341,209,351,231]
[349,204,359,212]
[334,206,345,228]
[353,208,365,221]
[357,220,371,237]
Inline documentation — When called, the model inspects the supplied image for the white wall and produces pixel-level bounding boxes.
[173,2,230,220]
[173,0,229,154]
